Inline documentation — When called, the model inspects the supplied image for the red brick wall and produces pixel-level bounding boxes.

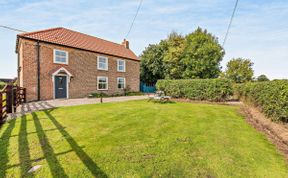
[18,38,140,101]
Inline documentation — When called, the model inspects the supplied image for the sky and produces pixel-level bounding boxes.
[0,0,287,79]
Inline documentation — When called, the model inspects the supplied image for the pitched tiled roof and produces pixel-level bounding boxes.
[17,27,139,61]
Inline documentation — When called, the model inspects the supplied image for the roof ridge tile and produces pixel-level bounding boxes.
[17,27,139,61]
[18,27,63,37]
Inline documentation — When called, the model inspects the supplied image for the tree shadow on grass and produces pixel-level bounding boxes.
[43,109,108,178]
[1,109,108,178]
[18,115,34,177]
[32,112,68,178]
[0,119,16,178]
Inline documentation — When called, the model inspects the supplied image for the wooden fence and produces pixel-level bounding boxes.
[0,84,26,122]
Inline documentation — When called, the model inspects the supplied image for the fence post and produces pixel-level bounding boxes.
[0,93,2,121]
[23,88,26,103]
[13,87,17,112]
[6,85,13,113]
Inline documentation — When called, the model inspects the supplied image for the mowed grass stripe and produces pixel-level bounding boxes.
[0,100,287,177]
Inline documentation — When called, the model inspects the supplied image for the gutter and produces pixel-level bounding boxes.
[36,41,40,101]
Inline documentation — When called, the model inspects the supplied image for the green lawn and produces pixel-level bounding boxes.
[0,100,287,177]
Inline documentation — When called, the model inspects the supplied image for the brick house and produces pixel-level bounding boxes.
[16,27,140,102]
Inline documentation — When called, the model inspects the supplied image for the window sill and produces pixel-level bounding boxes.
[54,62,68,65]
[97,68,108,71]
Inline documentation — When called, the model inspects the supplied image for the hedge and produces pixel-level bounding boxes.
[0,82,6,90]
[156,79,233,102]
[234,80,288,122]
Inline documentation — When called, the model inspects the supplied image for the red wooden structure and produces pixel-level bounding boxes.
[0,84,26,122]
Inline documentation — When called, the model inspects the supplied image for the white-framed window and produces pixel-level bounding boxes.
[54,49,68,64]
[97,56,108,70]
[117,77,125,89]
[117,59,125,72]
[97,76,108,90]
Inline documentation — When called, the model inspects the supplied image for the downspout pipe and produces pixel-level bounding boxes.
[17,50,20,83]
[36,41,40,101]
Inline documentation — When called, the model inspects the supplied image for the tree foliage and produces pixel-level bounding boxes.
[225,58,254,83]
[257,74,269,82]
[163,32,185,79]
[140,42,167,83]
[182,28,224,79]
[140,27,225,83]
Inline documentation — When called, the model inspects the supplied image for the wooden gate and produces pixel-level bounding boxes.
[0,84,26,122]
[140,82,156,93]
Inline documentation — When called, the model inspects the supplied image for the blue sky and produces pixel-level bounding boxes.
[0,0,287,79]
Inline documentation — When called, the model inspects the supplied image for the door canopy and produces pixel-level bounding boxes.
[51,67,73,82]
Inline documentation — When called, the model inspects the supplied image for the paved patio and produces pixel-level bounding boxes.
[8,95,149,119]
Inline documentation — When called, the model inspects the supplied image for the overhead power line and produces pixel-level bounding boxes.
[124,0,143,39]
[222,0,239,46]
[0,25,27,33]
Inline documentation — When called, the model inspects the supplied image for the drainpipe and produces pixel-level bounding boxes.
[36,41,40,101]
[17,51,19,82]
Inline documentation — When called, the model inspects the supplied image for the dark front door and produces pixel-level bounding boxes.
[55,76,67,99]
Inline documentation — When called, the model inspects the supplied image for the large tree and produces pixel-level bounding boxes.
[225,58,254,83]
[182,27,225,79]
[163,32,185,79]
[140,28,225,83]
[140,41,167,83]
[257,74,269,82]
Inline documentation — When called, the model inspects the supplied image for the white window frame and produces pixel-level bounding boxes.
[97,76,108,90]
[117,77,126,89]
[54,49,68,64]
[97,56,108,71]
[117,59,126,72]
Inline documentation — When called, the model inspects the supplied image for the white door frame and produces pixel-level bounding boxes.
[52,67,72,99]
[53,75,69,99]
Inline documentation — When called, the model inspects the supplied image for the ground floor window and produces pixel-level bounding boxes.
[97,76,108,90]
[117,77,125,89]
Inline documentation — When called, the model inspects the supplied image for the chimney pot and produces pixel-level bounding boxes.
[122,39,129,49]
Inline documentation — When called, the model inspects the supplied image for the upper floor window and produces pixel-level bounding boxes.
[97,56,108,70]
[117,59,125,72]
[54,49,68,64]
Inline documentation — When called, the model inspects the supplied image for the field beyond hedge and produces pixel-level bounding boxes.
[1,100,287,177]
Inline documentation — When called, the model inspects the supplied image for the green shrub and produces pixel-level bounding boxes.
[88,91,143,98]
[88,93,109,98]
[156,79,233,102]
[125,91,144,96]
[0,82,6,90]
[234,80,288,122]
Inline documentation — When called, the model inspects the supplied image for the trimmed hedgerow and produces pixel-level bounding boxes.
[0,82,6,90]
[234,80,288,122]
[156,79,233,102]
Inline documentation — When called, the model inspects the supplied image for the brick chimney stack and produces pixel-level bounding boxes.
[122,39,129,49]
